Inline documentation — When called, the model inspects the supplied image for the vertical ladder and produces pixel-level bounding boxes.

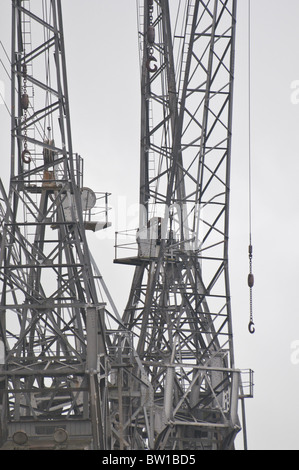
[137,0,145,72]
[177,0,196,101]
[21,2,38,240]
[21,0,35,151]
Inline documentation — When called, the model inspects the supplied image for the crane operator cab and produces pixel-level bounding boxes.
[137,217,163,259]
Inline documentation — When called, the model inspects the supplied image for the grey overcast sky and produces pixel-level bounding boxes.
[1,0,299,451]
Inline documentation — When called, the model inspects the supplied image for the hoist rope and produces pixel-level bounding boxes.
[248,0,253,242]
[247,0,255,334]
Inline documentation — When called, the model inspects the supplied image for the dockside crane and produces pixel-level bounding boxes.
[113,0,253,450]
[0,0,253,451]
[0,0,123,450]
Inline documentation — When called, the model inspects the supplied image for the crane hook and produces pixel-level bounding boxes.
[22,149,31,164]
[248,321,255,335]
[146,55,157,73]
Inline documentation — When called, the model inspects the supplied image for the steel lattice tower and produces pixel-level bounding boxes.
[0,0,123,450]
[0,0,253,452]
[113,0,253,451]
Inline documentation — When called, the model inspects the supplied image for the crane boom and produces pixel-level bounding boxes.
[113,0,246,450]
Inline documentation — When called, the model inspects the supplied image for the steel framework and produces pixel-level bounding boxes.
[113,0,252,450]
[0,0,253,451]
[0,0,123,450]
